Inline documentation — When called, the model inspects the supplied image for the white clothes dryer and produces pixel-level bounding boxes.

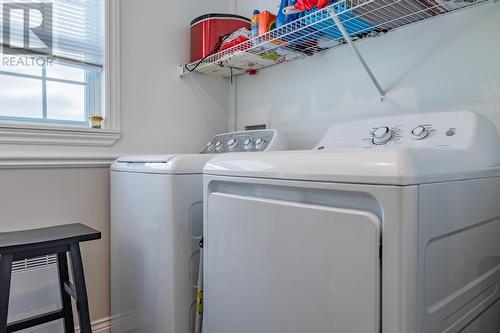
[202,111,500,333]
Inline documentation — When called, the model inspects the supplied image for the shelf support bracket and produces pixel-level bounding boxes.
[178,65,186,78]
[327,8,386,102]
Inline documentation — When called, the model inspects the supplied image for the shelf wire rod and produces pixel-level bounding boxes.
[327,7,386,101]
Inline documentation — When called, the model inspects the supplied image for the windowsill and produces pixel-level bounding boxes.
[0,154,118,168]
[0,122,121,146]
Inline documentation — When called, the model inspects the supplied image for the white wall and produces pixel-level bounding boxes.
[117,0,232,154]
[234,2,500,149]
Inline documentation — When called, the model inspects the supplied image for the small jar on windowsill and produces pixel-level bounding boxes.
[88,115,104,129]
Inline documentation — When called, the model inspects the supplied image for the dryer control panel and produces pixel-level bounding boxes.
[202,129,287,154]
[315,111,498,151]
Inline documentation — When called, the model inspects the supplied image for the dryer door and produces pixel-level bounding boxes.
[203,192,381,333]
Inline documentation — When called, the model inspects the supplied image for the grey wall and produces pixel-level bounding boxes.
[1,167,110,331]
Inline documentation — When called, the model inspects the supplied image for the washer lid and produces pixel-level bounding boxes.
[111,154,214,174]
[115,155,176,164]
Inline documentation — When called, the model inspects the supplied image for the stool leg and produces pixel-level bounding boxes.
[58,252,75,333]
[69,244,92,333]
[0,253,13,333]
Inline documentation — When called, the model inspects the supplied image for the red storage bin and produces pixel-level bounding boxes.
[190,14,251,63]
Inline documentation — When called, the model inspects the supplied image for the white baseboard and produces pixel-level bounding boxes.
[76,317,112,333]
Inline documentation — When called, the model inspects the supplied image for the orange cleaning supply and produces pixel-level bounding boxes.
[257,11,277,36]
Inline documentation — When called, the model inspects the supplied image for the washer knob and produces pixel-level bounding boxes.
[371,126,394,145]
[227,138,238,150]
[244,139,253,150]
[411,126,429,140]
[206,141,215,151]
[255,138,266,149]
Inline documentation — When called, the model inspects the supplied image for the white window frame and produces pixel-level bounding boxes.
[0,0,121,147]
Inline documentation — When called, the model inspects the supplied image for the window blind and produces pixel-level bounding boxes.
[0,0,104,68]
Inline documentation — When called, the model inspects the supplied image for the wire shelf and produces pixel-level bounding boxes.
[181,0,489,78]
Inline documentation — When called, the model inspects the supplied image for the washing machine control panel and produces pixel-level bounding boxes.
[315,112,494,151]
[202,129,286,154]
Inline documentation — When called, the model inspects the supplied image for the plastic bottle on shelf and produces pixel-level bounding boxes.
[251,10,260,40]
[277,0,289,28]
[277,0,300,28]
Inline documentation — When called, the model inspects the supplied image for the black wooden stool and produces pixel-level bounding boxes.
[0,223,101,333]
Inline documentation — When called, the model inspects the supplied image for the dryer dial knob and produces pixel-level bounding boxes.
[255,138,266,149]
[371,127,394,145]
[411,126,429,140]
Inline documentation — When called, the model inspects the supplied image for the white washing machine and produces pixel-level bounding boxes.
[202,111,500,333]
[110,129,286,333]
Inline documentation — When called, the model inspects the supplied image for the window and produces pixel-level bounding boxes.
[0,57,100,124]
[0,0,120,146]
